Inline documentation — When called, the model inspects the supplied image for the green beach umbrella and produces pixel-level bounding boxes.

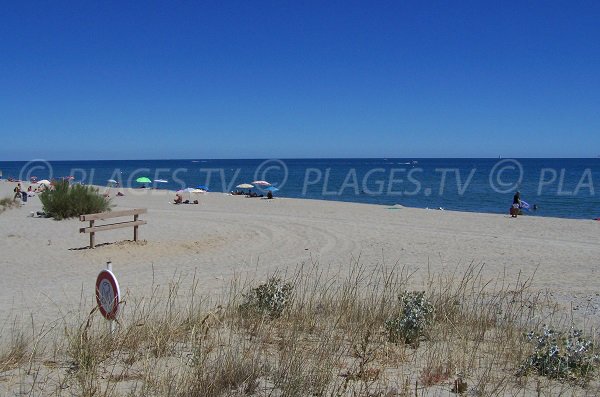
[136,177,152,183]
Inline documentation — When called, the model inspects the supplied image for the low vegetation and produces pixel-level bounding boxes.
[385,290,434,346]
[0,196,19,214]
[239,277,293,318]
[39,180,111,220]
[1,261,598,396]
[518,326,599,383]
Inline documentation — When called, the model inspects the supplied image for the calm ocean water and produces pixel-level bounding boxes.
[1,158,599,220]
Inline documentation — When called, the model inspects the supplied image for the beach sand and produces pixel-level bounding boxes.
[1,181,599,331]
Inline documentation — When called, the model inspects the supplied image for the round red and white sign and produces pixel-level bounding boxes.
[96,269,120,320]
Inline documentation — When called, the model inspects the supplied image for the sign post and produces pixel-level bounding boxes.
[95,261,120,334]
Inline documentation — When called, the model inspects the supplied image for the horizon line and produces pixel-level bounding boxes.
[2,156,600,162]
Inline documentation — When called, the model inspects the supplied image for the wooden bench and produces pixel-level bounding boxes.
[79,208,147,248]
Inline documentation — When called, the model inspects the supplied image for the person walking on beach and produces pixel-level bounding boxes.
[511,191,521,218]
[13,183,21,200]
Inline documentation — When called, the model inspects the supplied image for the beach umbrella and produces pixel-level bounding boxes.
[179,188,203,193]
[107,179,118,184]
[136,177,152,183]
[236,183,254,189]
[154,179,168,183]
[37,180,51,186]
[181,187,203,195]
[195,185,210,191]
[251,180,271,186]
[177,187,204,200]
[265,186,279,192]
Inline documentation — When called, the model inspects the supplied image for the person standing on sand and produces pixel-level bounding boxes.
[511,191,521,218]
[13,183,21,200]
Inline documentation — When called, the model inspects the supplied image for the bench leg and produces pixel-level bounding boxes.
[90,220,95,248]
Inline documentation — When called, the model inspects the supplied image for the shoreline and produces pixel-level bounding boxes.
[2,157,599,221]
[2,178,597,222]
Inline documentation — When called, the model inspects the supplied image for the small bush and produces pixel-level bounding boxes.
[239,277,293,318]
[518,326,600,382]
[40,180,111,220]
[385,291,434,345]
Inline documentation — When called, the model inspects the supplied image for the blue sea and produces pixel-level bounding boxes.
[1,158,599,220]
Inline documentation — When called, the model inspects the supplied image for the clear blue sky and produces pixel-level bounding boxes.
[1,1,599,160]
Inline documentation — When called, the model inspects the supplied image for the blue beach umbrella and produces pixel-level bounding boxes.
[196,185,210,191]
[265,186,279,192]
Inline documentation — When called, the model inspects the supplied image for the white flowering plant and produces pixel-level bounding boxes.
[240,277,293,319]
[518,325,599,382]
[385,291,434,345]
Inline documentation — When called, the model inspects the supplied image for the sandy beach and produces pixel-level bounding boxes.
[4,3,600,393]
[1,181,599,332]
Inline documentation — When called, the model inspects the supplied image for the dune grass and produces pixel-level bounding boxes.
[0,196,19,214]
[1,261,598,396]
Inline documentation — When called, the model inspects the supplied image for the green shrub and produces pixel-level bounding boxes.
[518,326,599,382]
[39,180,111,220]
[385,291,434,345]
[239,277,293,318]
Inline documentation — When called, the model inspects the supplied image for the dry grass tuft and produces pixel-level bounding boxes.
[0,332,27,373]
[0,196,19,214]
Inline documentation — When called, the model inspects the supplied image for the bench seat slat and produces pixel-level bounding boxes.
[80,220,147,234]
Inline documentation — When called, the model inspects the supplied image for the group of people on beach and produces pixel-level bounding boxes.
[173,193,199,205]
[230,190,273,199]
[13,183,48,201]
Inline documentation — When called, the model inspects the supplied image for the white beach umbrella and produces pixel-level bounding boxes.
[251,180,271,186]
[37,180,51,186]
[177,187,203,200]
